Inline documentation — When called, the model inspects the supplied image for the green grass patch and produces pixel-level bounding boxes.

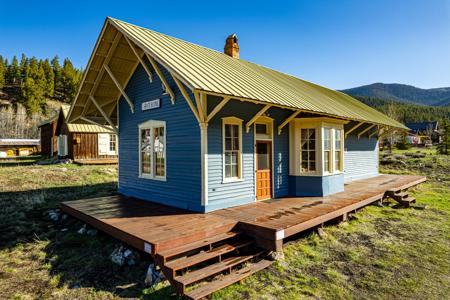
[0,150,449,299]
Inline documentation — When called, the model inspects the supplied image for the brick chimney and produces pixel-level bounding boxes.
[224,34,239,59]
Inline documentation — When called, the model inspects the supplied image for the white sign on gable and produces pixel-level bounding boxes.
[142,99,161,111]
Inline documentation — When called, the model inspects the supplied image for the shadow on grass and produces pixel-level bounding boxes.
[0,183,180,298]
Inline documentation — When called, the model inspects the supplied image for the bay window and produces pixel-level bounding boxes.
[290,118,346,176]
[222,117,243,182]
[139,120,166,180]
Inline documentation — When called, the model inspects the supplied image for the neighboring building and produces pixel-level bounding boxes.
[39,105,118,162]
[0,139,40,157]
[67,17,407,212]
[405,121,440,145]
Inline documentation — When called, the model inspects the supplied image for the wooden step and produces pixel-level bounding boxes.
[165,240,253,273]
[399,197,416,207]
[174,251,263,287]
[185,259,273,300]
[391,191,408,199]
[157,231,240,262]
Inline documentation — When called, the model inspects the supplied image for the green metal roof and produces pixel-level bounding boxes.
[66,123,115,133]
[107,18,406,129]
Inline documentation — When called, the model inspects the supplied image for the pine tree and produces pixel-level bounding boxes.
[20,57,45,113]
[0,55,5,90]
[51,55,62,98]
[42,59,54,97]
[8,56,21,85]
[19,53,28,82]
[61,58,81,103]
[437,120,450,155]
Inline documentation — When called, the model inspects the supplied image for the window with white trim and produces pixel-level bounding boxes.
[109,134,117,152]
[290,118,345,176]
[323,128,332,173]
[334,129,343,172]
[139,120,166,180]
[222,117,243,181]
[300,128,316,173]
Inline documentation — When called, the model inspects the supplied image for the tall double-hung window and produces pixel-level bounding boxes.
[222,117,243,182]
[300,128,316,173]
[139,120,166,180]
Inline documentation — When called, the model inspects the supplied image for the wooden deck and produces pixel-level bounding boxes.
[61,174,426,254]
[61,174,425,299]
[73,158,118,165]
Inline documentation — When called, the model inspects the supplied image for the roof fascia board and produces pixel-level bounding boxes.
[67,17,111,123]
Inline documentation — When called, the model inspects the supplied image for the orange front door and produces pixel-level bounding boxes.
[256,141,272,201]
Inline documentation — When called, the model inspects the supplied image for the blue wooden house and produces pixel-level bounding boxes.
[67,17,407,213]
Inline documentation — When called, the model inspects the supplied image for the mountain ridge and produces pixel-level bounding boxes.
[341,83,450,107]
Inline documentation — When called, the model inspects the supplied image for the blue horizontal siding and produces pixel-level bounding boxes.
[206,98,290,209]
[289,174,344,197]
[118,58,202,211]
[344,132,379,183]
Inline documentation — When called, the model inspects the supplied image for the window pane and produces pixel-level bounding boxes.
[225,165,232,178]
[231,164,238,177]
[301,140,308,150]
[301,129,308,140]
[309,151,316,162]
[308,129,316,140]
[308,139,315,150]
[257,143,270,170]
[335,129,341,141]
[324,151,330,172]
[255,123,267,134]
[225,138,232,151]
[225,152,231,165]
[142,152,151,174]
[301,161,308,172]
[309,161,316,171]
[301,151,308,161]
[335,150,341,171]
[231,152,238,165]
[232,124,239,137]
[233,137,239,151]
[225,124,231,137]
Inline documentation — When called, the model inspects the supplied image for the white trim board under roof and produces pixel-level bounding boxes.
[67,17,407,130]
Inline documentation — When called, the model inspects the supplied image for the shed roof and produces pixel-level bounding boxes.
[66,123,115,133]
[405,121,439,132]
[0,139,40,146]
[68,17,407,130]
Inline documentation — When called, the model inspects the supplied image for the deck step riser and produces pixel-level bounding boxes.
[166,240,253,273]
[185,259,273,300]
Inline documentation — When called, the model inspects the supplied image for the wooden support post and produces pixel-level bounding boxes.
[345,121,364,138]
[206,96,230,122]
[358,124,376,139]
[246,104,272,133]
[278,110,301,135]
[171,73,201,123]
[146,53,175,103]
[104,64,135,113]
[124,36,153,83]
[342,212,348,222]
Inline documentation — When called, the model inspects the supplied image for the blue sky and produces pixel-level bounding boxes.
[1,0,449,89]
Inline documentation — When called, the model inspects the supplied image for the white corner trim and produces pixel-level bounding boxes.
[276,229,285,240]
